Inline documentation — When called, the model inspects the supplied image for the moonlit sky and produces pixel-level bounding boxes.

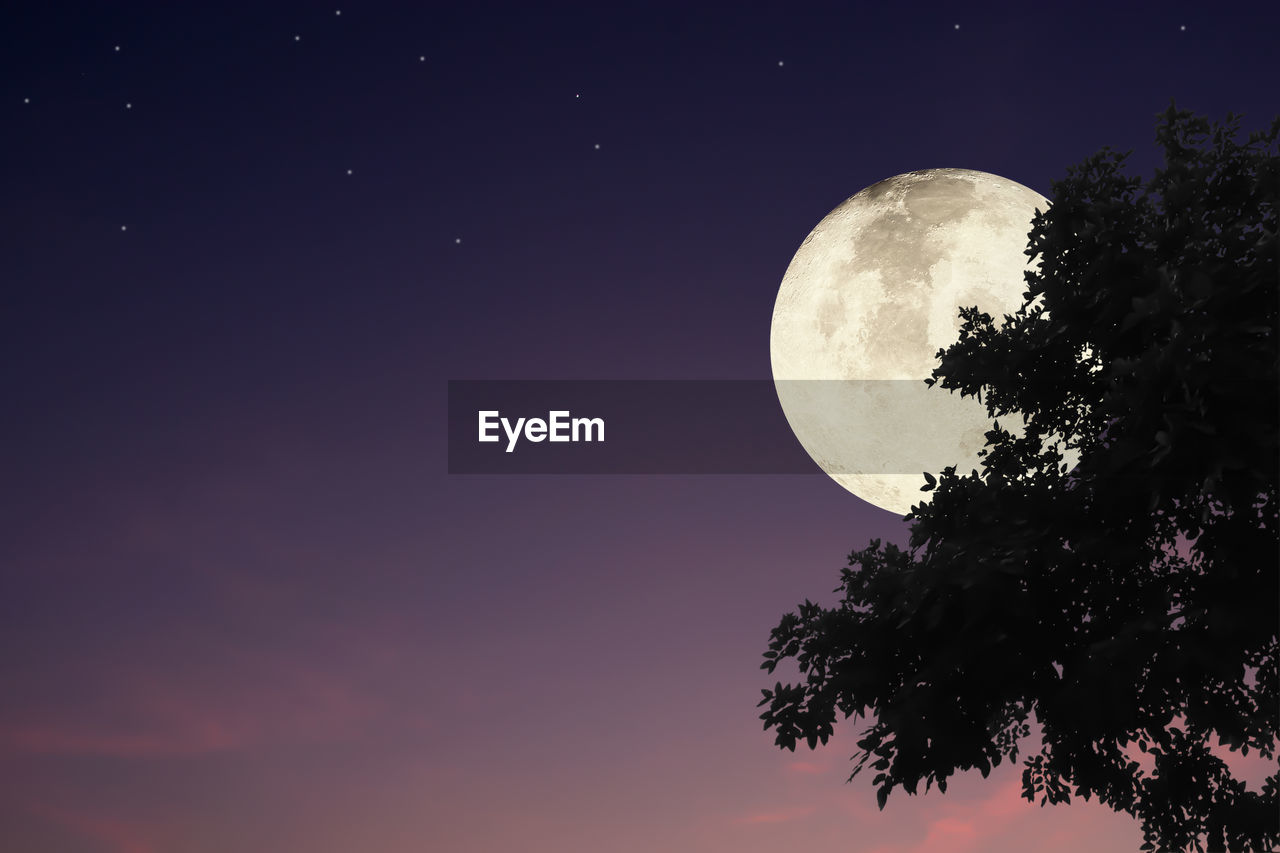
[2,3,1275,851]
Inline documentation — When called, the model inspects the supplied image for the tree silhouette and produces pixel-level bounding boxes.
[759,106,1278,852]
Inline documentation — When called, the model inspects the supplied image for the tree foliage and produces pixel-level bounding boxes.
[759,106,1279,851]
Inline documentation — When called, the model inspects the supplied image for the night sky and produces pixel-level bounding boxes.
[3,3,1276,851]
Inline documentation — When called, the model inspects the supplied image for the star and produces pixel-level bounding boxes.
[593,143,600,150]
[455,237,462,244]
[954,23,960,30]
[419,56,426,62]
[121,225,128,231]
[125,102,132,109]
[294,34,301,42]
[335,9,341,15]
[575,93,580,99]
[346,169,353,175]
[1180,24,1186,31]
[777,60,784,66]
[23,97,29,104]
[114,45,121,52]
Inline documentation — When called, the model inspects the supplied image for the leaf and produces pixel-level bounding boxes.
[921,472,937,492]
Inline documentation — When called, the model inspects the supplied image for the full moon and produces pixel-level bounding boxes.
[770,168,1048,515]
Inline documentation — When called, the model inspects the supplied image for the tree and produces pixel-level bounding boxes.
[759,105,1279,852]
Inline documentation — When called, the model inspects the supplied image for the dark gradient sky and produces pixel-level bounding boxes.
[2,2,1276,851]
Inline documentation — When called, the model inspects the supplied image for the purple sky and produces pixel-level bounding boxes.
[2,2,1276,850]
